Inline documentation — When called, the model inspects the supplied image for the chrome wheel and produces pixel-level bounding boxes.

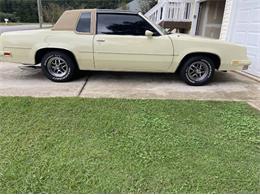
[187,60,210,82]
[46,56,69,78]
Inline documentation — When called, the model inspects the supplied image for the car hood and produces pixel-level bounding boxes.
[168,33,242,47]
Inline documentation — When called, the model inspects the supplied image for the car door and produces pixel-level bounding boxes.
[94,13,174,72]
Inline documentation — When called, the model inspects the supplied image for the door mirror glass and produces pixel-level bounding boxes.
[145,30,153,37]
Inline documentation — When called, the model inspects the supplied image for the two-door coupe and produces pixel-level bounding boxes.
[0,9,251,86]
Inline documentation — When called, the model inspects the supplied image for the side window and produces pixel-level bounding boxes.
[97,13,160,36]
[76,12,91,33]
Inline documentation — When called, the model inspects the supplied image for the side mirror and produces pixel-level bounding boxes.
[145,30,153,37]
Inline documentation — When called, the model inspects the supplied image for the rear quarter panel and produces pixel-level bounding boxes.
[45,31,94,70]
[1,29,94,70]
[0,30,49,64]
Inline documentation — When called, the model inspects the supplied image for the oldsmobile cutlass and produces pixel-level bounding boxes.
[0,9,251,86]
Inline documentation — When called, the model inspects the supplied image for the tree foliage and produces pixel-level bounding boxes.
[0,0,131,23]
[139,0,157,13]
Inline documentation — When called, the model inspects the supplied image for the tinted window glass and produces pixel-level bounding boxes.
[97,14,160,36]
[76,12,91,33]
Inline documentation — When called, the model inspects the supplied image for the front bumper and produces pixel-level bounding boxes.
[229,59,252,71]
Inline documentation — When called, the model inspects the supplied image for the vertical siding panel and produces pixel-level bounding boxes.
[220,0,233,40]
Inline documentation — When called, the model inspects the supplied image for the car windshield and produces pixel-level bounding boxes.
[141,14,169,35]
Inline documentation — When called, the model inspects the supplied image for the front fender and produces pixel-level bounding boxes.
[172,48,222,72]
[169,34,249,71]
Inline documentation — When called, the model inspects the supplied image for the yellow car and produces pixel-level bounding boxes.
[0,9,251,86]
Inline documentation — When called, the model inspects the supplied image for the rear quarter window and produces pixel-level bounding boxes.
[76,12,91,33]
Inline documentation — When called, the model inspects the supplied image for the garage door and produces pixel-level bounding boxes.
[229,0,260,77]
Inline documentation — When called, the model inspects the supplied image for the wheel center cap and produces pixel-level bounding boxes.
[196,69,201,74]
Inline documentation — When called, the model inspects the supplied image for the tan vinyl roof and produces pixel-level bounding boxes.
[52,9,137,31]
[52,9,95,31]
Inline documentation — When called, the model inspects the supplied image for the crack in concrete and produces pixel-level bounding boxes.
[77,75,90,97]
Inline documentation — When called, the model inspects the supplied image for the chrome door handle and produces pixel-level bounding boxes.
[97,39,105,42]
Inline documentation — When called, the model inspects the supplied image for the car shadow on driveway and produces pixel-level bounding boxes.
[0,63,259,102]
[0,63,87,97]
[80,71,260,101]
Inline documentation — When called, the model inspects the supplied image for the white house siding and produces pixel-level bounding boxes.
[219,0,233,40]
[227,0,260,77]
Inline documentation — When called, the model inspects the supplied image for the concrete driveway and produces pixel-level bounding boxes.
[0,62,259,109]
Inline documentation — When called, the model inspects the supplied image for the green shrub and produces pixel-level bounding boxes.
[0,11,20,22]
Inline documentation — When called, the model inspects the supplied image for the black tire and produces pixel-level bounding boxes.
[41,51,77,82]
[180,55,215,86]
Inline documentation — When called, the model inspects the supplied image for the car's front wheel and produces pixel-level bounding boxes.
[41,51,77,82]
[180,56,215,86]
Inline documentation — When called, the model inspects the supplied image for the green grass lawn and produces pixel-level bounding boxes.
[0,97,259,193]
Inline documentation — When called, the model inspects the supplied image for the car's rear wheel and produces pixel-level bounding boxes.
[180,56,215,86]
[41,51,77,82]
